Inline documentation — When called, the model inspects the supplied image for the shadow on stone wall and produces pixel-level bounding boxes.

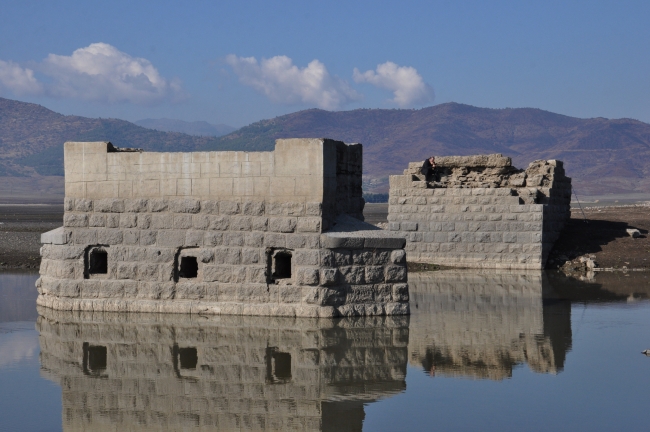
[37,308,409,432]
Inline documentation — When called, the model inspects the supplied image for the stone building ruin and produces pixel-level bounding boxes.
[38,139,409,317]
[388,154,571,269]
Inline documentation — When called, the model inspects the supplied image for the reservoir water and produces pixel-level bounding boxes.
[1,270,649,431]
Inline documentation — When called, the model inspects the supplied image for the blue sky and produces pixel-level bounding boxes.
[1,0,648,127]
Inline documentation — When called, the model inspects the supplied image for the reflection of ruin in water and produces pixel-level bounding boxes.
[408,271,572,380]
[37,307,408,431]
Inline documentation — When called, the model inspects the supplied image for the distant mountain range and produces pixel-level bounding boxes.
[134,118,235,137]
[1,96,649,198]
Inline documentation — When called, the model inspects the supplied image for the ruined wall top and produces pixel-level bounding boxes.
[403,153,569,191]
[64,138,364,222]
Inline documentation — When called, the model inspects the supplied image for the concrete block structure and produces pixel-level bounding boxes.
[407,270,571,379]
[388,154,571,269]
[38,139,408,317]
[38,308,408,431]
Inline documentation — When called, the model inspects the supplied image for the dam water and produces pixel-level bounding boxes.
[1,270,649,431]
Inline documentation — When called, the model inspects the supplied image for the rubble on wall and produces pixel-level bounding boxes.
[404,154,571,204]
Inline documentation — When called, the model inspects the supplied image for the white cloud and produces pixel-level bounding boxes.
[226,55,361,110]
[41,43,183,104]
[0,43,183,105]
[0,60,43,96]
[353,61,434,107]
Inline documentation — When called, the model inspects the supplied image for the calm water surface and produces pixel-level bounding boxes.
[1,270,649,431]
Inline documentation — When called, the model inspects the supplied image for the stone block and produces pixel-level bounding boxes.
[63,213,88,227]
[320,235,364,249]
[242,201,265,216]
[88,214,105,227]
[209,215,230,231]
[294,250,320,266]
[169,199,200,213]
[319,268,338,285]
[214,247,241,265]
[297,217,321,233]
[204,232,223,246]
[219,201,240,215]
[125,199,149,212]
[157,230,186,247]
[41,227,70,245]
[364,237,406,249]
[119,214,138,228]
[269,217,297,233]
[185,230,204,246]
[365,266,385,283]
[296,268,319,285]
[123,229,140,245]
[203,265,232,283]
[244,232,264,247]
[339,266,365,284]
[247,266,266,283]
[279,285,301,303]
[176,282,205,300]
[392,283,409,302]
[192,214,210,230]
[230,216,252,231]
[97,229,123,245]
[172,214,192,229]
[385,266,407,283]
[94,198,125,213]
[223,232,244,246]
[264,233,286,248]
[117,263,137,280]
[140,230,157,246]
[306,202,322,216]
[241,248,260,264]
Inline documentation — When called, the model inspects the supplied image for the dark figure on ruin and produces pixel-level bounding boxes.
[421,156,439,181]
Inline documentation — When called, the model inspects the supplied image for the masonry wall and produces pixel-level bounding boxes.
[388,156,571,269]
[407,271,572,379]
[39,139,408,317]
[38,308,408,431]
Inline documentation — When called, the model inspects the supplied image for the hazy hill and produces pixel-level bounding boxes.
[0,97,219,177]
[2,96,650,198]
[135,118,235,137]
[206,104,650,195]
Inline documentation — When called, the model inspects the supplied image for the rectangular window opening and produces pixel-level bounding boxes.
[179,256,198,279]
[89,249,108,275]
[273,252,292,280]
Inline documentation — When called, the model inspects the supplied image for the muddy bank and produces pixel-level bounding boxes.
[0,205,63,269]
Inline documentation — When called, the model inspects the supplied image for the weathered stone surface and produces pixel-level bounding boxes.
[41,139,409,317]
[41,227,70,245]
[391,155,571,269]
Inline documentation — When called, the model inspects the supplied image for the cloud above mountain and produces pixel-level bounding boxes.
[353,61,434,107]
[226,55,361,110]
[0,60,43,96]
[0,43,183,104]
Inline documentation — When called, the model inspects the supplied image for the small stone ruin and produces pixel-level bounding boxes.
[38,138,409,317]
[388,154,571,269]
